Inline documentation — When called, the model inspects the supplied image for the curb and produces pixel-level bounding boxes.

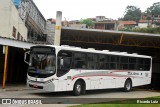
[0,88,36,92]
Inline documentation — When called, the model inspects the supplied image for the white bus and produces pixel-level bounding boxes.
[25,45,152,96]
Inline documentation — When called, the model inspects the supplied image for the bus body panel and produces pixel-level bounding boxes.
[27,69,152,92]
[26,45,152,93]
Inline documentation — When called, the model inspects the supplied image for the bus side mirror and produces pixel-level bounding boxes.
[24,51,30,65]
[60,58,64,66]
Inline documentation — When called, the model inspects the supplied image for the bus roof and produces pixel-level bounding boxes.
[46,45,151,58]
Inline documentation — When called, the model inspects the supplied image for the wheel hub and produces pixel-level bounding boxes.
[77,84,81,93]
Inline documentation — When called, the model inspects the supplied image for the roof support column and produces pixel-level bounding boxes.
[54,11,62,46]
[119,33,124,44]
[2,45,9,89]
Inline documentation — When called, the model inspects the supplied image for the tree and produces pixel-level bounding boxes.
[146,2,160,26]
[120,26,160,34]
[80,19,95,28]
[122,6,142,23]
[146,2,160,16]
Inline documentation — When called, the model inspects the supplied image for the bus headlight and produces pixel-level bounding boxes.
[45,78,54,84]
[46,71,54,73]
[50,71,54,73]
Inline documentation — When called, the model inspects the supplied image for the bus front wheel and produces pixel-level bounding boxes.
[73,81,82,96]
[124,79,132,92]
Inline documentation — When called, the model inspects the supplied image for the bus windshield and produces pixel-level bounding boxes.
[28,53,56,74]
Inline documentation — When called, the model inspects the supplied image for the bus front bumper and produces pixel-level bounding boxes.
[27,79,55,92]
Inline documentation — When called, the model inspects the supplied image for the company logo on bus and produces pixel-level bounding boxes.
[35,78,37,81]
[128,72,139,75]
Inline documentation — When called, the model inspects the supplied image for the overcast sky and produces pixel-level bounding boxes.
[33,0,159,21]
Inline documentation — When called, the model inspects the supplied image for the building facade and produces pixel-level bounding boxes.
[18,0,47,42]
[118,21,137,30]
[95,22,117,30]
[96,16,106,22]
[68,24,86,28]
[0,0,27,41]
[45,19,56,45]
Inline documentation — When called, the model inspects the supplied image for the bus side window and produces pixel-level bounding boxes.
[110,55,119,70]
[98,55,105,69]
[144,58,151,71]
[128,57,136,70]
[87,53,98,69]
[137,58,144,70]
[120,57,129,70]
[104,55,110,69]
[73,52,87,69]
[75,61,86,69]
[137,58,151,71]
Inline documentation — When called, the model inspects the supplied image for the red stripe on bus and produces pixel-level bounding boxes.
[112,70,130,72]
[72,74,139,80]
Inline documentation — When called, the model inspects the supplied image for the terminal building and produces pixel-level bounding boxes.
[1,28,160,90]
[61,28,160,89]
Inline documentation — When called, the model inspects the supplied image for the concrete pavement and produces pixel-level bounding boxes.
[1,84,160,107]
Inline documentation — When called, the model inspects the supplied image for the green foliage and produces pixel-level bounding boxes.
[72,104,160,107]
[80,19,95,28]
[119,28,133,32]
[118,17,123,21]
[146,2,160,16]
[122,6,142,23]
[71,96,160,107]
[133,27,160,34]
[119,27,160,34]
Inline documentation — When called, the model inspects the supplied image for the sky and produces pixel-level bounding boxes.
[33,0,159,21]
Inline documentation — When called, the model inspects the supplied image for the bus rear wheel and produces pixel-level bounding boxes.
[73,81,82,96]
[124,79,132,92]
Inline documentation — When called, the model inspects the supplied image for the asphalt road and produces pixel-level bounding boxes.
[0,88,160,107]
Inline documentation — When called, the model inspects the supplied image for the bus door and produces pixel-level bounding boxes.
[57,50,72,91]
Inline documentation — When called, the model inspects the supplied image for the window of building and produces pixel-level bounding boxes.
[21,36,23,41]
[12,26,16,38]
[17,32,20,40]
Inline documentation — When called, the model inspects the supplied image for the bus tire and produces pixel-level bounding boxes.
[73,81,82,96]
[81,82,86,95]
[124,79,132,92]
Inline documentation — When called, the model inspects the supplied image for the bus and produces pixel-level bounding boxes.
[24,45,152,96]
